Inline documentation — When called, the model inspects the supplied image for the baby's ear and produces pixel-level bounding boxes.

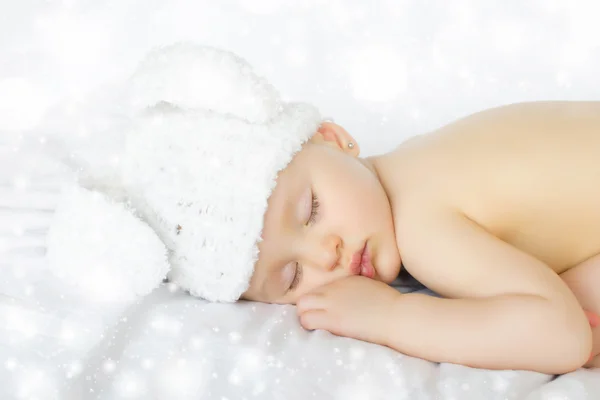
[312,121,360,155]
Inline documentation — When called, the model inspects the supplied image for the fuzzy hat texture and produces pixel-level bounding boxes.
[42,43,323,302]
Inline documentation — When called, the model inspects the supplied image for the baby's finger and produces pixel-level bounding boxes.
[296,293,325,314]
[299,309,329,331]
[584,310,600,328]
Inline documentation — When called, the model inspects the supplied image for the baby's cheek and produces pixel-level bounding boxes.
[303,271,345,294]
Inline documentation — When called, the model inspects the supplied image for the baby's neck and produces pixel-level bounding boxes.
[362,143,413,209]
[357,156,380,178]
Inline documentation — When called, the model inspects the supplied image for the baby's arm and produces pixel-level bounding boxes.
[388,208,592,374]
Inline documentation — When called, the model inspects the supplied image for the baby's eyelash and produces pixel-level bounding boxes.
[286,192,318,294]
[308,193,320,225]
[288,262,303,292]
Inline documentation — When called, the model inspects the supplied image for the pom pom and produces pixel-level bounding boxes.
[46,185,169,303]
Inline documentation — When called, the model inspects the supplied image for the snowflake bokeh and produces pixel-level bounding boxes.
[1,1,599,399]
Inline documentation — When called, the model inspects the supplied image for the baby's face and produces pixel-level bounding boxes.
[241,123,401,304]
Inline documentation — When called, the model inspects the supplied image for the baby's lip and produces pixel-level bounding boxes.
[359,245,375,279]
[349,243,367,276]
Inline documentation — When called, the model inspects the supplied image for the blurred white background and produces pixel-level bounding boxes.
[1,0,599,155]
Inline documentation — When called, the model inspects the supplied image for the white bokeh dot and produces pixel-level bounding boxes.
[13,175,30,190]
[114,370,147,399]
[229,331,242,343]
[155,358,208,398]
[65,360,83,379]
[5,358,17,371]
[285,46,309,67]
[141,358,154,370]
[6,307,37,340]
[190,335,205,350]
[103,359,117,373]
[24,285,35,296]
[15,366,57,400]
[0,77,49,131]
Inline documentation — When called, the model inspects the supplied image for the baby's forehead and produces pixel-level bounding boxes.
[261,174,302,237]
[263,183,293,232]
[268,160,302,207]
[261,142,321,231]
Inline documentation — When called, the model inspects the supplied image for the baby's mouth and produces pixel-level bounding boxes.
[349,241,375,278]
[359,243,375,278]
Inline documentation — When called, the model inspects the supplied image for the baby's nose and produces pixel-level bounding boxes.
[318,234,342,271]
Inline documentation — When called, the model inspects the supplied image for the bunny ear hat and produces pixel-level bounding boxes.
[42,43,323,302]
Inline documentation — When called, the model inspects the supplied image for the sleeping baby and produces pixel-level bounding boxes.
[45,44,600,375]
[238,101,600,374]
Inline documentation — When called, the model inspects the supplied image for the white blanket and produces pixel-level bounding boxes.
[1,139,599,400]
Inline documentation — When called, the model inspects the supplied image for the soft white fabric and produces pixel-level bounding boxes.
[35,43,323,302]
[1,138,599,400]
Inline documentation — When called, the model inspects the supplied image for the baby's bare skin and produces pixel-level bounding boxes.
[246,100,600,373]
[380,101,600,273]
[372,101,600,369]
[562,256,600,367]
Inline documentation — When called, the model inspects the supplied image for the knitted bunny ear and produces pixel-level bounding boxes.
[32,42,284,191]
[126,42,282,123]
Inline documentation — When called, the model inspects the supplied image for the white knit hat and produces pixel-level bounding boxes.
[43,43,323,302]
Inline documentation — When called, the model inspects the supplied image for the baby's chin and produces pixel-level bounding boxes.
[375,257,403,284]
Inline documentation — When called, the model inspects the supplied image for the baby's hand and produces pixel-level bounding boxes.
[296,275,401,346]
[584,310,599,328]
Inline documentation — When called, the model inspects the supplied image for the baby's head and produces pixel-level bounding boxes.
[119,43,401,303]
[241,121,401,304]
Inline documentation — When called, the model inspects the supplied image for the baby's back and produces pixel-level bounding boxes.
[393,101,600,272]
